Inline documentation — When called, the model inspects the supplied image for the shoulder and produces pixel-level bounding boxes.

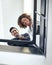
[22,33,29,36]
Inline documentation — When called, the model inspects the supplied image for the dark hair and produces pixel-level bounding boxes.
[9,27,17,32]
[18,13,32,28]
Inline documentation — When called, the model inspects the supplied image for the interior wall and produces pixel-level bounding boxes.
[2,0,24,39]
[0,0,7,45]
[45,0,52,65]
[0,0,4,39]
[24,0,34,20]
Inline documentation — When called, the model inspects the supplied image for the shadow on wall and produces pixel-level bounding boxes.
[0,64,8,65]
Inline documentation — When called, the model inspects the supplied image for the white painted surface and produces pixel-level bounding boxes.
[45,0,52,65]
[2,0,24,39]
[0,52,45,65]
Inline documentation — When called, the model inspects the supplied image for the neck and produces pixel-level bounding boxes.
[16,35,19,38]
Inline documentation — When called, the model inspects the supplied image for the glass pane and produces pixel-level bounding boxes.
[36,0,41,47]
[0,0,34,42]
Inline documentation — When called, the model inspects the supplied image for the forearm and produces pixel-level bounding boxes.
[21,36,30,41]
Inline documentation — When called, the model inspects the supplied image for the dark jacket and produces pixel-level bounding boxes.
[7,33,30,46]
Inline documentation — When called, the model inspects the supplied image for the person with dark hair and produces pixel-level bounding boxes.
[8,27,30,46]
[18,13,32,28]
[17,13,33,40]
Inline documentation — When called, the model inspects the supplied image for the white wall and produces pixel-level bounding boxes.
[2,0,24,39]
[0,0,4,38]
[45,0,52,65]
[0,51,45,65]
[0,0,7,45]
[24,0,34,20]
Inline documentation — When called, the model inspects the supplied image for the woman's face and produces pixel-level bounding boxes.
[21,18,30,26]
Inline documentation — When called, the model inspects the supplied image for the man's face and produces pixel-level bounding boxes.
[11,28,19,37]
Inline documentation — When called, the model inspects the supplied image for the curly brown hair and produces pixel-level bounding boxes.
[18,13,32,28]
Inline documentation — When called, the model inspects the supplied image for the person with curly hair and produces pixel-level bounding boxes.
[17,13,33,41]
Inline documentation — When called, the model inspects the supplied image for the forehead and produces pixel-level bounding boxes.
[11,28,18,32]
[21,17,28,20]
[21,18,29,22]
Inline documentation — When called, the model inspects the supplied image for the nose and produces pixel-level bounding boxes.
[14,31,16,33]
[12,30,17,35]
[23,21,27,24]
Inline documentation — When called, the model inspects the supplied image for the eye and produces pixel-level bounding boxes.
[11,30,16,33]
[14,30,16,31]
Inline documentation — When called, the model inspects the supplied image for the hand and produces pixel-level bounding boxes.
[19,35,25,39]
